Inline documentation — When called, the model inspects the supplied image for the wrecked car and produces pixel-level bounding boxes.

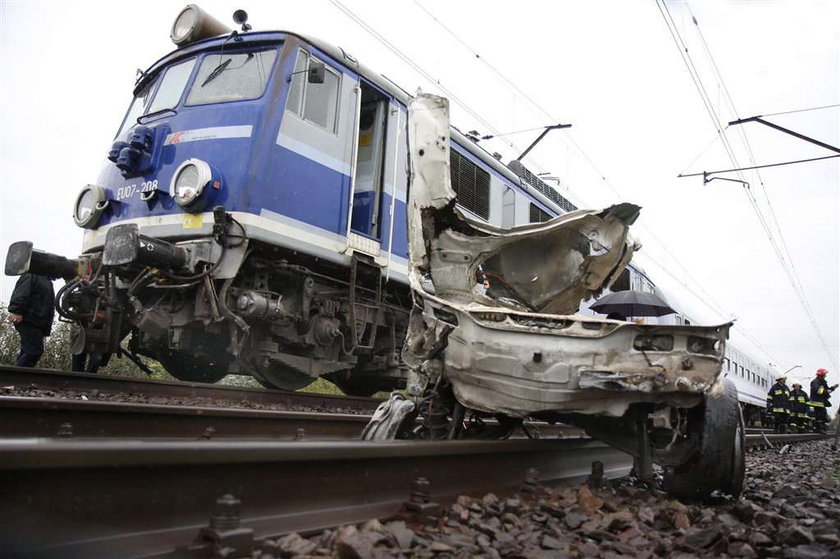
[363,93,745,500]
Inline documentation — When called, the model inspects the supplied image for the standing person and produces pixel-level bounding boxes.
[788,383,809,433]
[7,273,55,367]
[767,375,791,434]
[809,368,838,433]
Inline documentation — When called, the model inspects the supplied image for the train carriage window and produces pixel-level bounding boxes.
[186,50,278,106]
[612,269,631,292]
[529,203,552,223]
[450,150,490,219]
[286,51,340,132]
[147,58,197,114]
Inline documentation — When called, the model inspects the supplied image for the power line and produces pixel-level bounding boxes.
[679,153,840,178]
[407,0,784,361]
[660,1,837,370]
[686,4,766,186]
[762,103,840,118]
[327,0,529,159]
[332,0,818,368]
[685,3,838,372]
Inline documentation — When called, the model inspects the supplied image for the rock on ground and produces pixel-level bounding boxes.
[255,439,840,558]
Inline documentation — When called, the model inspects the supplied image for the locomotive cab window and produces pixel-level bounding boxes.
[186,49,278,106]
[116,80,156,138]
[287,51,340,132]
[116,58,195,138]
[147,58,197,114]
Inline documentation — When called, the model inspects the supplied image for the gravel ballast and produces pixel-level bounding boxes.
[257,439,839,558]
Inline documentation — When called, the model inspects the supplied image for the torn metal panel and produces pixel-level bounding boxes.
[405,93,731,418]
[408,95,641,315]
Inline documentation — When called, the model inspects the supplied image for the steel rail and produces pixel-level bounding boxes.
[0,437,632,558]
[0,364,382,412]
[747,432,829,448]
[0,396,584,439]
[0,392,815,443]
[0,396,370,439]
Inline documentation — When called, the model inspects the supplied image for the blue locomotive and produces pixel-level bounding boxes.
[5,5,579,393]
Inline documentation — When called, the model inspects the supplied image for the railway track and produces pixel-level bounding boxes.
[0,431,828,558]
[0,437,632,558]
[0,369,819,442]
[0,394,584,439]
[1,364,830,557]
[0,365,382,412]
[0,395,371,439]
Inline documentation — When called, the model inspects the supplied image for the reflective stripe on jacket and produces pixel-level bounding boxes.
[789,388,809,415]
[767,382,791,412]
[810,377,830,406]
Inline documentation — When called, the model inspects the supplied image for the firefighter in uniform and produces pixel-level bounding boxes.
[809,368,838,433]
[767,375,791,433]
[788,383,809,433]
[8,273,56,367]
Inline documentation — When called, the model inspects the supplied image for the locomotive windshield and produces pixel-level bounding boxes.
[115,48,278,137]
[187,50,277,105]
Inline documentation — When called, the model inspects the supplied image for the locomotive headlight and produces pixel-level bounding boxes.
[73,185,109,229]
[170,4,232,47]
[171,5,199,44]
[170,158,219,212]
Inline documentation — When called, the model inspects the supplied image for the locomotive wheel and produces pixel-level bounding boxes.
[72,352,109,373]
[663,379,746,500]
[251,365,314,391]
[158,351,229,384]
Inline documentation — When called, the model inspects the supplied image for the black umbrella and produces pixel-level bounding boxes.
[590,290,675,318]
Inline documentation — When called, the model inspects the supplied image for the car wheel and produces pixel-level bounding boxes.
[663,379,746,500]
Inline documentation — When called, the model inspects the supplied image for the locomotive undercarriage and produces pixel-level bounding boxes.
[126,244,410,394]
[7,221,410,395]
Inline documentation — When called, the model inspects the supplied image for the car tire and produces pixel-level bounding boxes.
[663,379,746,500]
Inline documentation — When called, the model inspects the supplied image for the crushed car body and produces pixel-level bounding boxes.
[402,93,731,419]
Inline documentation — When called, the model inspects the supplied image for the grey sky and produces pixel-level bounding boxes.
[1,1,837,390]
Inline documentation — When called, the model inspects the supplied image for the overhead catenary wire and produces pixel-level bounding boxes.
[329,0,816,369]
[408,0,787,360]
[679,153,840,178]
[327,0,530,160]
[666,2,835,369]
[761,103,840,118]
[685,3,818,351]
[659,0,838,370]
[408,4,721,258]
[403,0,786,363]
[685,3,838,371]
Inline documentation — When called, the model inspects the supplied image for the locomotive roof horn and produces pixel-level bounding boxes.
[233,9,252,32]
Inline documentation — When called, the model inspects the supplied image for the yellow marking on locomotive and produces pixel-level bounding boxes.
[182,214,203,229]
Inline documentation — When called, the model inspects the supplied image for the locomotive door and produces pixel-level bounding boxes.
[347,81,390,255]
